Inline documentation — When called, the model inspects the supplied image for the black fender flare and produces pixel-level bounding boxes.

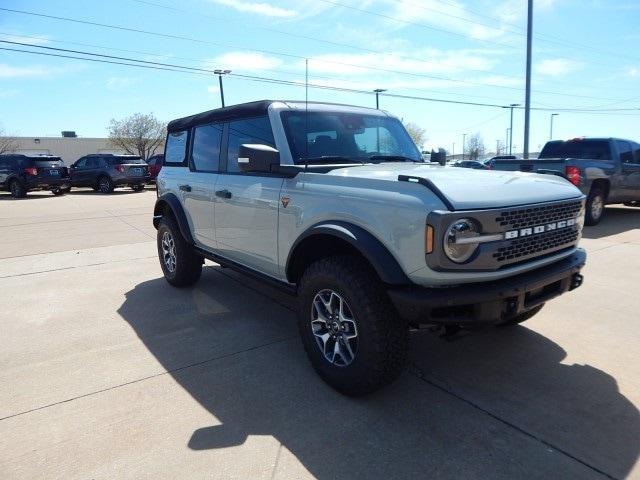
[286,221,411,285]
[153,193,194,244]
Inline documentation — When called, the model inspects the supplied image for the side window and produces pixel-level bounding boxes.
[192,123,223,172]
[75,158,87,168]
[633,143,640,163]
[165,130,188,166]
[617,140,633,163]
[226,116,275,173]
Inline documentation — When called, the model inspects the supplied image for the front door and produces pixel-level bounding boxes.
[617,140,640,201]
[214,116,282,278]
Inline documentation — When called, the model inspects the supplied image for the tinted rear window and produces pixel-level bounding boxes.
[539,141,611,160]
[107,157,145,165]
[32,158,64,166]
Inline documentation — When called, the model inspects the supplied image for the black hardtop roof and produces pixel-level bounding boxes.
[166,99,384,132]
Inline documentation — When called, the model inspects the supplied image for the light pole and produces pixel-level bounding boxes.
[506,128,510,154]
[504,103,520,155]
[452,142,455,159]
[462,133,467,160]
[214,69,231,107]
[374,89,386,109]
[550,113,559,140]
[523,0,533,158]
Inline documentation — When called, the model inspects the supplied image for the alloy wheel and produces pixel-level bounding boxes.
[310,289,358,367]
[161,231,177,273]
[591,194,604,220]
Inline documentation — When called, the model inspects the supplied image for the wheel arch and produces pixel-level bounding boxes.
[589,178,610,200]
[286,221,410,286]
[153,193,194,244]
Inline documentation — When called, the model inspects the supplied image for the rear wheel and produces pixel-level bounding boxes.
[585,187,606,226]
[498,304,544,326]
[623,201,640,207]
[297,256,408,396]
[9,179,26,198]
[157,216,203,287]
[131,184,145,192]
[97,175,114,194]
[51,188,65,196]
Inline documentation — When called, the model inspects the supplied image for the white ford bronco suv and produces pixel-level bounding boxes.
[153,100,586,395]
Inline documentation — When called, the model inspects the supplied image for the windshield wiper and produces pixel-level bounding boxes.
[368,155,421,163]
[298,155,365,165]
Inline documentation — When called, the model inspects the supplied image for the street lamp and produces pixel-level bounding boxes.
[214,69,231,107]
[462,133,467,160]
[503,103,520,155]
[550,113,559,140]
[373,88,386,109]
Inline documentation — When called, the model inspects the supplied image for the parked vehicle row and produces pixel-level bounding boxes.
[490,137,640,225]
[0,153,162,198]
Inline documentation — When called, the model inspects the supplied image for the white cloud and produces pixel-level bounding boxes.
[0,64,50,79]
[207,85,220,93]
[536,58,582,76]
[206,51,283,71]
[627,67,640,77]
[208,0,297,17]
[0,33,50,46]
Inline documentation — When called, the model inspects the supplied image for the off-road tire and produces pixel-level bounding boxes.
[157,216,202,287]
[9,179,26,198]
[297,256,408,396]
[585,187,606,226]
[97,175,114,194]
[131,184,145,192]
[498,304,544,326]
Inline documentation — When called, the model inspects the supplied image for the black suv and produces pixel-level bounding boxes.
[0,154,70,198]
[68,154,150,193]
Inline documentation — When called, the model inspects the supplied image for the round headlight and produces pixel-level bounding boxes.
[443,218,480,263]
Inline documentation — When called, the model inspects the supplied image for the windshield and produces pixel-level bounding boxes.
[539,140,611,160]
[281,111,422,163]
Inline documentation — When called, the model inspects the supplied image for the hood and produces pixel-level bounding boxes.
[326,163,583,210]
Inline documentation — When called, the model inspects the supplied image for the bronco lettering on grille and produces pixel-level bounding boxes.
[505,218,576,240]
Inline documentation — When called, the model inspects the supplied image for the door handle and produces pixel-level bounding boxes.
[215,189,232,199]
[179,184,192,192]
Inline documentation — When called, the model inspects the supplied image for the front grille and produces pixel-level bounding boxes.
[495,200,583,229]
[493,228,579,262]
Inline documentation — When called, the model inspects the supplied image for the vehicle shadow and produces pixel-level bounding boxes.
[117,267,639,479]
[582,206,640,239]
[66,189,144,196]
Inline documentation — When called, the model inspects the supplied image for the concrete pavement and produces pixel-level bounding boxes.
[0,190,638,479]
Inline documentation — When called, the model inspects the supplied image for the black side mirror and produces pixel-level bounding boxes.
[431,148,447,166]
[238,144,280,173]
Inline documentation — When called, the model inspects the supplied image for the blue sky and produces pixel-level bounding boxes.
[1,0,639,154]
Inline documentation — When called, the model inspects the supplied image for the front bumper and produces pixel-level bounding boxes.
[388,248,586,325]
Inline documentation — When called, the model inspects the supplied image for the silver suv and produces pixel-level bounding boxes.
[153,100,587,395]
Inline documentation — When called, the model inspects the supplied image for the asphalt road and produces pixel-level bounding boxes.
[0,188,638,479]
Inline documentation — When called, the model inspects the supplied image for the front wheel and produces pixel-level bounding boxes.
[131,184,145,192]
[297,256,408,396]
[585,187,606,226]
[157,217,203,287]
[51,188,65,196]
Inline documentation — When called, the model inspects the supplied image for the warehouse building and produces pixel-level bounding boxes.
[7,132,164,163]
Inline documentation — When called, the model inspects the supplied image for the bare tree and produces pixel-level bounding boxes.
[466,133,485,160]
[403,122,427,150]
[0,127,19,154]
[108,113,165,159]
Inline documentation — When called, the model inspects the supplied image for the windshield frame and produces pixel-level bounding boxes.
[279,110,423,164]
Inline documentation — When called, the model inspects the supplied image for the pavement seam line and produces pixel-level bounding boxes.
[0,256,157,279]
[407,363,617,480]
[0,336,296,423]
[0,240,155,261]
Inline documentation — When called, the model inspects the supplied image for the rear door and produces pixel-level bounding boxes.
[181,122,223,250]
[619,141,640,200]
[70,158,89,186]
[213,116,283,277]
[0,156,9,186]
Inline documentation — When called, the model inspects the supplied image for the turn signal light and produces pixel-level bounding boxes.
[115,165,126,173]
[565,166,580,186]
[425,224,434,254]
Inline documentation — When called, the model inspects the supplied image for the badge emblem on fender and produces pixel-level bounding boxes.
[281,196,290,208]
